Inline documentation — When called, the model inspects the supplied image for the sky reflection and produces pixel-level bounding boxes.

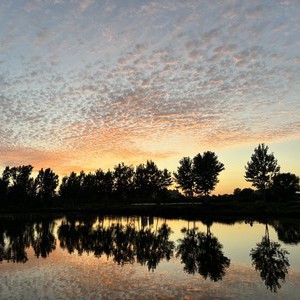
[0,216,300,299]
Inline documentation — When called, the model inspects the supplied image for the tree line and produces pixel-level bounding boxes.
[0,151,225,208]
[0,144,299,209]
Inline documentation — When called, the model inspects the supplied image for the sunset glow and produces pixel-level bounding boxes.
[1,0,300,194]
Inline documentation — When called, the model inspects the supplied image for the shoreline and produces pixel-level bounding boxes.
[1,200,300,219]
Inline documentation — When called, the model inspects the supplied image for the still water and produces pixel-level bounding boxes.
[0,214,299,299]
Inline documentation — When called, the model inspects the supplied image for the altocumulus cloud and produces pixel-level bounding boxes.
[0,0,300,174]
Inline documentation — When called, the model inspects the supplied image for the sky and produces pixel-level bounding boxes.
[0,0,300,194]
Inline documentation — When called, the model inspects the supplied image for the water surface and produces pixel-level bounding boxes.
[0,215,299,299]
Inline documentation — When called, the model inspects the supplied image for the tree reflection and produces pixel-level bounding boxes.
[250,224,290,292]
[0,217,56,263]
[57,219,175,271]
[32,221,56,258]
[176,223,230,281]
[0,218,32,263]
[112,223,135,265]
[136,223,174,271]
[273,221,300,245]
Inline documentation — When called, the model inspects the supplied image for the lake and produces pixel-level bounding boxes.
[0,214,299,299]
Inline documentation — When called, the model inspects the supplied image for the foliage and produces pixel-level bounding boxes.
[2,165,35,204]
[58,220,174,271]
[233,188,256,201]
[193,152,225,196]
[35,168,59,204]
[272,172,300,196]
[174,152,224,197]
[174,157,194,197]
[0,145,298,210]
[176,226,230,281]
[59,171,84,202]
[245,144,280,191]
[113,163,134,200]
[94,169,114,195]
[273,221,300,245]
[134,160,172,199]
[250,225,289,292]
[0,217,57,263]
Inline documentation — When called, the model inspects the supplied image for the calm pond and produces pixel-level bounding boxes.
[0,214,299,299]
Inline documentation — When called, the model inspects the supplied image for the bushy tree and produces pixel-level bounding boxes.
[113,163,134,200]
[35,168,59,204]
[174,157,194,197]
[134,160,172,199]
[94,169,114,195]
[245,144,280,191]
[272,173,300,196]
[233,187,255,201]
[193,152,225,196]
[174,152,224,197]
[59,171,85,203]
[3,165,35,201]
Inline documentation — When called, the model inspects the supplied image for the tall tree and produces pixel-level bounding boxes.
[193,152,225,196]
[94,169,114,195]
[35,168,59,204]
[4,165,35,201]
[174,157,194,197]
[113,163,134,200]
[174,153,224,197]
[245,144,280,191]
[134,160,172,199]
[59,171,85,205]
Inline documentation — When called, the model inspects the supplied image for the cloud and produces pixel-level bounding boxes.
[0,0,300,175]
[35,28,52,47]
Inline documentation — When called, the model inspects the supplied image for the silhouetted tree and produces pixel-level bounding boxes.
[174,153,224,198]
[193,152,225,196]
[80,172,103,203]
[35,168,59,206]
[4,165,35,205]
[0,178,8,203]
[233,187,256,201]
[245,144,280,192]
[59,171,86,206]
[134,160,172,200]
[113,163,134,200]
[94,169,114,196]
[174,157,194,197]
[272,173,300,196]
[250,224,289,292]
